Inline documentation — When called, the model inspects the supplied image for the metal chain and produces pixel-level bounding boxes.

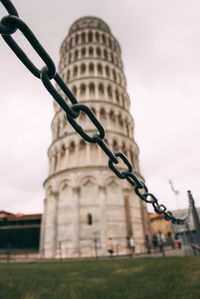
[0,0,192,225]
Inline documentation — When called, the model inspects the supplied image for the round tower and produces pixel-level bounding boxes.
[40,16,149,258]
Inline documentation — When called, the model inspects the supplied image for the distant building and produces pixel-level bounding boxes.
[149,208,200,246]
[149,213,173,238]
[0,211,41,249]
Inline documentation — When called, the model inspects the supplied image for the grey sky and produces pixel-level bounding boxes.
[0,0,200,215]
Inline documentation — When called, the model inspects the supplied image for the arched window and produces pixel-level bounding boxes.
[79,139,86,150]
[74,50,78,60]
[81,32,85,43]
[68,53,72,63]
[118,114,123,127]
[89,63,94,73]
[113,69,116,82]
[95,32,99,42]
[96,47,101,57]
[88,31,93,42]
[73,66,78,77]
[89,47,93,56]
[80,84,86,95]
[102,34,106,44]
[113,140,118,152]
[69,141,75,153]
[97,63,102,74]
[69,37,72,48]
[109,110,115,121]
[61,144,65,157]
[100,108,106,120]
[81,64,86,74]
[75,34,79,44]
[87,213,92,225]
[115,89,119,103]
[81,47,86,57]
[89,82,95,94]
[98,84,104,95]
[104,49,108,60]
[122,143,127,156]
[106,65,110,77]
[110,53,114,63]
[107,85,112,97]
[67,70,70,81]
[91,107,96,115]
[108,38,112,48]
[122,94,125,108]
[72,85,77,96]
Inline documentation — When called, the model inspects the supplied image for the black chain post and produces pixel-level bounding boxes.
[0,0,192,225]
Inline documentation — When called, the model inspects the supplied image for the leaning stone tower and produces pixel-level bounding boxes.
[40,16,150,258]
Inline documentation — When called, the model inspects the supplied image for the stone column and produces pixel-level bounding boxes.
[44,191,58,258]
[99,185,107,255]
[72,187,80,256]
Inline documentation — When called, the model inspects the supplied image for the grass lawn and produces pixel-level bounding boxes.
[0,256,199,299]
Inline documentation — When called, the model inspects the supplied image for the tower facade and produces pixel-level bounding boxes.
[40,16,149,258]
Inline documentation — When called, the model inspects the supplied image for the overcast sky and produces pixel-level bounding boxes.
[0,0,200,215]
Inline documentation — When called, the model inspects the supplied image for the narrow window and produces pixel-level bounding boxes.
[81,64,86,74]
[87,213,92,225]
[96,47,101,57]
[88,31,93,42]
[81,32,85,43]
[97,64,102,74]
[89,47,93,56]
[89,63,94,73]
[95,32,99,42]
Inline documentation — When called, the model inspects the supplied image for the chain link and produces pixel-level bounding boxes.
[0,0,191,224]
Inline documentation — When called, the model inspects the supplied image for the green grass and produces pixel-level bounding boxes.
[0,257,199,299]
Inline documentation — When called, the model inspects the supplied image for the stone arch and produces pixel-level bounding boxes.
[115,89,120,103]
[80,175,98,188]
[96,47,101,57]
[109,110,115,122]
[91,107,96,115]
[59,179,72,191]
[69,37,73,48]
[46,185,54,197]
[89,82,95,95]
[80,63,86,74]
[74,49,78,60]
[81,32,86,43]
[72,85,77,96]
[75,34,79,44]
[88,31,93,42]
[89,46,93,56]
[122,142,127,157]
[102,33,106,44]
[98,83,104,95]
[97,63,103,75]
[113,69,116,82]
[110,52,114,63]
[81,47,86,57]
[67,69,70,81]
[68,52,72,63]
[95,31,100,42]
[104,49,108,60]
[80,83,86,96]
[100,108,106,120]
[89,63,94,73]
[106,65,110,77]
[69,140,75,153]
[107,85,112,98]
[73,65,78,77]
